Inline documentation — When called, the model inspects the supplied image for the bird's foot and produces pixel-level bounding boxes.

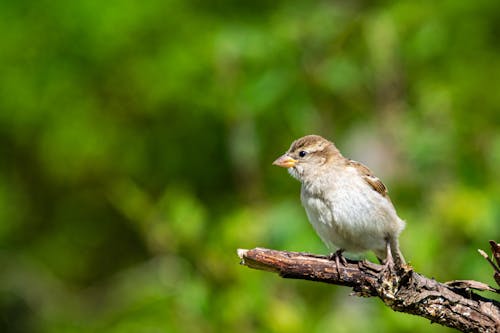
[379,240,407,294]
[328,249,347,279]
[381,254,396,276]
[380,240,396,273]
[378,245,402,300]
[328,249,347,263]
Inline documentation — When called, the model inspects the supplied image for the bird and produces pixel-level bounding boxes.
[273,134,406,269]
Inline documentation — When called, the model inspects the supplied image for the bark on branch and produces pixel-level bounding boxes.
[237,247,500,333]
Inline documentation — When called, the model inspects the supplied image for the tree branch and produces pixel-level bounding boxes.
[237,248,500,333]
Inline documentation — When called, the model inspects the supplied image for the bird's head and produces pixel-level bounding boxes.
[273,135,341,181]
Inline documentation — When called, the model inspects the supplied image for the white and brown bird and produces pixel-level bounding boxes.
[273,135,406,268]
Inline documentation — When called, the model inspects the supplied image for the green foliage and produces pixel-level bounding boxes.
[0,1,498,332]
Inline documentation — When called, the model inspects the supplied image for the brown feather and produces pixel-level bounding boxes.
[347,160,388,197]
[290,135,329,151]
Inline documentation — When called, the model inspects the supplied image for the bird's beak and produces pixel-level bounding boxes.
[272,154,297,168]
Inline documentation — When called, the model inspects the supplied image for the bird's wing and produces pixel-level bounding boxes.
[347,160,388,198]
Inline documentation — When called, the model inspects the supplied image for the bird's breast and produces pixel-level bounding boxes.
[301,193,333,227]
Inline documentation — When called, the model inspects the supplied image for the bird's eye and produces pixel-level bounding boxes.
[299,150,307,158]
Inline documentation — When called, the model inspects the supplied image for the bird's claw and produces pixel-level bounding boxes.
[381,256,396,276]
[328,249,347,279]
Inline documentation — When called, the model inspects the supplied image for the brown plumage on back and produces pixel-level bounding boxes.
[347,160,388,197]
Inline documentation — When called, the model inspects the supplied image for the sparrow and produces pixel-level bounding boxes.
[273,134,406,268]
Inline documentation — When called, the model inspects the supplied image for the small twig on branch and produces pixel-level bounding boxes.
[479,240,500,288]
[237,247,500,333]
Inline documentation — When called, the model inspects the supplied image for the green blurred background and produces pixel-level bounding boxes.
[1,1,499,332]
